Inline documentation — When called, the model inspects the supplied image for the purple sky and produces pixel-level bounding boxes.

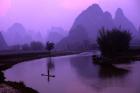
[0,0,139,32]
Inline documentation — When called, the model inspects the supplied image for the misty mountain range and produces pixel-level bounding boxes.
[56,4,140,51]
[0,23,66,50]
[47,27,68,44]
[2,23,32,46]
[0,4,139,51]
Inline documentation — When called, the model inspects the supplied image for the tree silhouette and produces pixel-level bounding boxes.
[97,28,132,57]
[46,41,55,53]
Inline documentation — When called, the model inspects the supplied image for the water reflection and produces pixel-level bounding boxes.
[41,57,55,82]
[94,58,130,78]
[71,56,130,79]
[93,55,132,64]
[4,54,140,93]
[99,64,129,78]
[70,56,130,91]
[71,56,99,79]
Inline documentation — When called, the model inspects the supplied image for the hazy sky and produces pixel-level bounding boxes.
[0,0,139,32]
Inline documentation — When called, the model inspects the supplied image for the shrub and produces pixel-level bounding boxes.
[97,28,132,57]
[46,41,55,51]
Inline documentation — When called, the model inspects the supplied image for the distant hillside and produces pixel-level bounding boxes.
[114,8,138,40]
[57,4,139,51]
[3,23,32,46]
[47,27,68,44]
[28,31,44,43]
[56,25,92,51]
[0,32,7,50]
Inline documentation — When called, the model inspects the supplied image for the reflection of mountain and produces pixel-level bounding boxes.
[3,23,32,46]
[57,4,138,51]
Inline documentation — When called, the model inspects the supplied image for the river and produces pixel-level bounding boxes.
[3,52,140,93]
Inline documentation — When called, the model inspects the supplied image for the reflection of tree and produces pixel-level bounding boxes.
[99,64,129,78]
[71,56,99,79]
[71,56,130,79]
[47,57,55,70]
[70,56,130,92]
[41,57,55,82]
[93,53,132,64]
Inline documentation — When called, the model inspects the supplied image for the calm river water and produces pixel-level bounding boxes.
[3,52,140,93]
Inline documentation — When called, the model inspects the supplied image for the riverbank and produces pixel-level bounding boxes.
[0,82,38,93]
[93,49,140,65]
[0,71,38,93]
[0,51,83,70]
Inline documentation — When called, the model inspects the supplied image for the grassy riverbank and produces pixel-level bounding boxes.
[0,50,83,70]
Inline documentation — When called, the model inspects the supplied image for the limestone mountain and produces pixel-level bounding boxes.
[114,8,138,40]
[56,25,90,51]
[71,4,115,43]
[57,4,138,51]
[47,27,68,44]
[3,23,32,46]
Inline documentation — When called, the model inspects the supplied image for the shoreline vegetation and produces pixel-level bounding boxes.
[93,28,140,65]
